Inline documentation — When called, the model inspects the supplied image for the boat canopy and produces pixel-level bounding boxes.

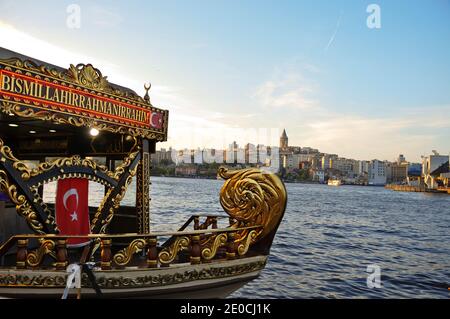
[0,47,168,141]
[0,47,168,235]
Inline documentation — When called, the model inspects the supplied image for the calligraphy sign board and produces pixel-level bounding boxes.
[0,49,168,141]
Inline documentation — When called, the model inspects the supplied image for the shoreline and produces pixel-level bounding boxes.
[150,174,382,187]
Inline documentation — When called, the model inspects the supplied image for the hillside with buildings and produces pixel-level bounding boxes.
[151,130,449,191]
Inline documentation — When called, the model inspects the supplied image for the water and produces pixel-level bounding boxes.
[44,176,450,298]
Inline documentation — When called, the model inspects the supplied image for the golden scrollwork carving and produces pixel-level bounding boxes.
[112,147,140,180]
[0,138,31,180]
[68,64,110,92]
[218,167,287,242]
[113,239,147,267]
[92,162,138,234]
[1,136,139,234]
[237,230,258,256]
[158,236,190,265]
[29,156,109,180]
[26,240,55,267]
[30,187,57,229]
[0,170,45,234]
[201,233,227,261]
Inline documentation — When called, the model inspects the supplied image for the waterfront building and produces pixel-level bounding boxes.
[245,143,257,164]
[151,148,174,164]
[175,164,198,176]
[397,154,406,164]
[312,169,325,183]
[225,141,238,164]
[202,148,225,164]
[359,161,370,175]
[368,160,387,185]
[298,154,315,162]
[301,147,319,154]
[352,160,362,176]
[329,157,357,177]
[171,149,192,165]
[422,151,449,189]
[193,148,203,164]
[321,154,338,170]
[237,147,245,164]
[389,162,409,183]
[310,155,322,170]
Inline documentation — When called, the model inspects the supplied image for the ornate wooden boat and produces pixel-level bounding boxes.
[0,47,287,298]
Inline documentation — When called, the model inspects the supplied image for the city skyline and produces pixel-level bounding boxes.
[0,0,449,161]
[155,128,448,163]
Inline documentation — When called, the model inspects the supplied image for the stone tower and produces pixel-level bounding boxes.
[280,129,288,149]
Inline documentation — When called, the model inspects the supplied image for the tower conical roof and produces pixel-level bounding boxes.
[281,129,288,139]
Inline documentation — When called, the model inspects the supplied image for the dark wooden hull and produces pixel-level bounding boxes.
[0,255,266,299]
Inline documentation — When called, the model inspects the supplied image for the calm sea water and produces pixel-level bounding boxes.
[44,176,450,298]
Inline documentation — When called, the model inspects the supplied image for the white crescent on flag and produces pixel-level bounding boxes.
[63,188,79,211]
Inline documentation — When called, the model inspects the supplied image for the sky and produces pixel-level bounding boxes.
[0,0,449,161]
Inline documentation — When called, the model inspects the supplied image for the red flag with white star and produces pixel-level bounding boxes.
[150,112,163,129]
[55,178,90,247]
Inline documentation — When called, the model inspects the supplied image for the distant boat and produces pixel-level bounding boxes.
[328,179,342,186]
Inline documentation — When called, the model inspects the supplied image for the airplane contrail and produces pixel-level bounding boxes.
[325,11,343,53]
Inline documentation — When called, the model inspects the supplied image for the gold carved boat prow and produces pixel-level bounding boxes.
[218,167,287,254]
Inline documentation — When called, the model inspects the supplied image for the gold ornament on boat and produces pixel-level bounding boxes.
[68,64,109,91]
[26,240,55,267]
[113,239,147,267]
[158,236,190,265]
[201,233,227,261]
[0,170,45,234]
[237,230,258,256]
[93,162,138,234]
[218,167,287,242]
[1,136,141,234]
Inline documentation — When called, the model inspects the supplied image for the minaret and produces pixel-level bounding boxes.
[280,129,288,150]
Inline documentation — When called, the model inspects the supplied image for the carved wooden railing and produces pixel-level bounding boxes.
[0,225,262,271]
[161,215,226,249]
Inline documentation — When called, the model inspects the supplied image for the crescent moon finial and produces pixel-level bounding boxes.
[144,82,151,103]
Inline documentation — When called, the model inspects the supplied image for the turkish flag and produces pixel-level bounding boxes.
[150,112,163,129]
[55,178,91,247]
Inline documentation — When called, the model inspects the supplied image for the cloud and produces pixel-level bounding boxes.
[300,112,450,161]
[88,5,123,28]
[0,20,227,148]
[253,70,319,110]
[253,64,449,161]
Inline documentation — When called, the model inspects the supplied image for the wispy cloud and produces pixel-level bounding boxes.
[88,5,123,28]
[253,68,319,110]
[253,61,449,160]
[300,112,450,161]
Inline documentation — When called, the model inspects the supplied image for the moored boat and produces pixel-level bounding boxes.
[327,179,342,186]
[0,48,287,298]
